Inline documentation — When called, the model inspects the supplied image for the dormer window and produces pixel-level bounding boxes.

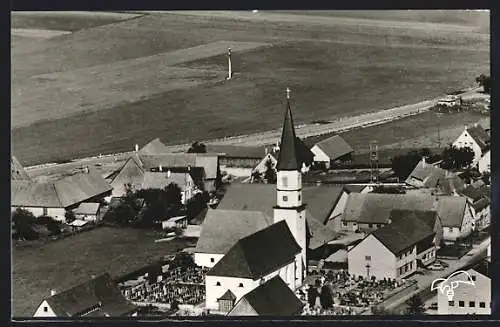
[238,283,244,287]
[216,282,221,286]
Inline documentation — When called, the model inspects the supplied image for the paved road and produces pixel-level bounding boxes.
[25,87,482,178]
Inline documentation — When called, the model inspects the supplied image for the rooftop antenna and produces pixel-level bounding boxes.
[227,48,232,80]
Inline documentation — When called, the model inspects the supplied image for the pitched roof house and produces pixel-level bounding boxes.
[33,273,137,317]
[452,124,490,165]
[138,138,170,155]
[228,276,304,316]
[310,135,354,167]
[405,158,465,195]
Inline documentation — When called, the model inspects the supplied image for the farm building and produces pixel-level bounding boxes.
[11,166,112,221]
[457,180,491,231]
[341,193,473,243]
[73,202,101,221]
[33,273,137,317]
[11,156,31,181]
[227,276,304,316]
[142,171,196,204]
[478,150,490,173]
[452,124,490,165]
[437,259,491,315]
[205,221,301,313]
[106,156,145,198]
[205,144,269,168]
[347,210,438,280]
[309,135,354,169]
[405,157,465,195]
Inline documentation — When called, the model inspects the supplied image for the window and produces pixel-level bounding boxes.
[343,221,347,226]
[448,227,453,232]
[238,283,244,287]
[43,306,48,312]
[298,194,301,201]
[459,301,465,307]
[216,282,221,286]
[469,301,475,308]
[368,224,373,228]
[449,301,455,306]
[409,262,413,269]
[283,196,288,202]
[365,256,371,261]
[43,208,48,216]
[282,176,288,187]
[472,275,476,281]
[210,258,215,263]
[480,302,486,308]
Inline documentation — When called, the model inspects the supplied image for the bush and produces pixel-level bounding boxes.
[37,216,62,235]
[65,210,76,223]
[12,208,38,240]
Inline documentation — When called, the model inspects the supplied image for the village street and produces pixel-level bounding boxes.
[385,237,490,312]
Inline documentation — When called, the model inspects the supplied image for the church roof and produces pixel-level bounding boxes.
[277,95,300,171]
[207,221,301,279]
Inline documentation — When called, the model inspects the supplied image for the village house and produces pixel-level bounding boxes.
[33,273,138,317]
[437,259,491,315]
[106,156,145,198]
[11,156,31,181]
[457,180,491,231]
[452,124,490,166]
[227,275,304,316]
[11,167,112,222]
[73,202,101,221]
[405,157,465,196]
[142,171,196,204]
[341,193,473,243]
[478,150,490,174]
[309,135,354,169]
[205,221,302,314]
[347,210,438,280]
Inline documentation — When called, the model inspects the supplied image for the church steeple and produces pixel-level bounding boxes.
[277,88,300,171]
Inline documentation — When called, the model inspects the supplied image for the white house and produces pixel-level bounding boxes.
[33,273,137,317]
[478,150,490,173]
[347,211,437,280]
[205,221,301,313]
[310,135,354,169]
[438,196,474,243]
[458,181,491,231]
[437,260,491,315]
[452,124,490,165]
[227,276,304,316]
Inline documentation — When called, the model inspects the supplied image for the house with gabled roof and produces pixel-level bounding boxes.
[227,275,304,316]
[11,167,112,221]
[478,150,490,174]
[310,135,354,169]
[142,171,196,204]
[205,221,301,313]
[107,156,145,198]
[405,158,465,195]
[347,210,437,280]
[452,124,490,165]
[457,180,491,231]
[33,273,137,317]
[138,138,170,155]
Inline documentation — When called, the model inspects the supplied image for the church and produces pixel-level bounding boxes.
[203,89,308,314]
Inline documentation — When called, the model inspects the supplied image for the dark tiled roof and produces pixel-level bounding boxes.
[218,290,237,301]
[458,182,488,202]
[471,259,491,279]
[55,167,112,207]
[230,276,304,316]
[406,160,444,188]
[472,198,490,212]
[11,181,63,208]
[73,203,100,215]
[109,157,145,194]
[372,213,435,255]
[436,196,467,228]
[389,209,438,229]
[142,171,190,191]
[314,135,354,160]
[140,154,218,180]
[207,221,301,278]
[43,273,136,317]
[277,101,300,171]
[344,184,367,194]
[11,156,31,181]
[466,125,490,151]
[195,209,272,255]
[303,185,344,224]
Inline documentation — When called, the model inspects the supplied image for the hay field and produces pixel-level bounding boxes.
[12,226,193,317]
[11,11,489,166]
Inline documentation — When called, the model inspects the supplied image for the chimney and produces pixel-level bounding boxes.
[159,165,163,172]
[187,165,191,172]
[422,157,426,168]
[474,123,479,127]
[167,170,171,178]
[135,144,139,152]
[50,289,57,297]
[227,48,232,80]
[84,167,89,174]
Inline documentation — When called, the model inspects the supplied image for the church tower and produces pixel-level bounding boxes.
[273,88,307,288]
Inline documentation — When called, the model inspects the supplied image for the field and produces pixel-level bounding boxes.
[12,226,193,317]
[11,11,489,166]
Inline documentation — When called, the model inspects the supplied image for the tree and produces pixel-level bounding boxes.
[319,285,333,309]
[38,216,62,235]
[405,295,425,315]
[441,145,474,170]
[251,170,262,183]
[475,74,491,94]
[12,208,38,240]
[263,159,277,184]
[186,191,210,219]
[65,210,76,223]
[391,150,423,180]
[165,183,182,208]
[481,171,491,185]
[187,141,206,153]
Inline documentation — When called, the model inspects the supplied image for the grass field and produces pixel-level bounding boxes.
[11,11,489,166]
[12,226,193,317]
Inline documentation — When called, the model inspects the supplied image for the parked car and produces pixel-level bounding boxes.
[428,262,446,271]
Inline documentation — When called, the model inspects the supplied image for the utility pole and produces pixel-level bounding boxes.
[227,48,232,80]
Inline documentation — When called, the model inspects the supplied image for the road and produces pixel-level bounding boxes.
[385,237,490,313]
[25,87,482,178]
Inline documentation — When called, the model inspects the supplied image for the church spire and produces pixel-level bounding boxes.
[277,88,300,171]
